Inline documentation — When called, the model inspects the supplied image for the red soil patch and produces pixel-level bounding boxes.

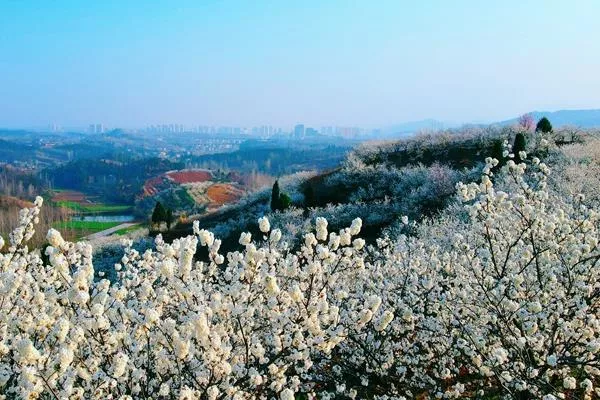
[166,170,213,184]
[143,176,167,196]
[52,190,87,203]
[206,184,244,206]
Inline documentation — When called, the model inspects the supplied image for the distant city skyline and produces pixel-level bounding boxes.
[7,108,600,135]
[38,121,380,139]
[1,1,599,128]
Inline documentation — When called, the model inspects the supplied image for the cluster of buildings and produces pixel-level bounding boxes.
[294,124,375,139]
[79,122,378,139]
[142,125,285,136]
[88,124,105,134]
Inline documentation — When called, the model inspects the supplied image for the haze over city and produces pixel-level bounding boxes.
[1,0,599,129]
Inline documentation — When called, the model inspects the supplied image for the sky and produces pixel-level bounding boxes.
[0,0,599,129]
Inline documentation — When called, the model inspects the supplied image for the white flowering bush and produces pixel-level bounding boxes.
[1,148,600,399]
[1,197,371,398]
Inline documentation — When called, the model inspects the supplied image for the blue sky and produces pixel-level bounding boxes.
[1,0,599,129]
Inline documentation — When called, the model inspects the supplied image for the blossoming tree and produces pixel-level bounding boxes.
[1,148,599,399]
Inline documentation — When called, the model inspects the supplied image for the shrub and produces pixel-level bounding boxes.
[279,193,291,210]
[270,180,292,212]
[270,180,281,211]
[151,201,167,225]
[536,117,553,133]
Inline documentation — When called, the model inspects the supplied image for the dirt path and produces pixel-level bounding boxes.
[85,223,138,240]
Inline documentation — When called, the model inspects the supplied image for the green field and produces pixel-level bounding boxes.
[56,201,132,214]
[54,220,121,233]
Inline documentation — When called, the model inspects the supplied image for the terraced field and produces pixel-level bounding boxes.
[51,190,131,213]
[140,169,246,216]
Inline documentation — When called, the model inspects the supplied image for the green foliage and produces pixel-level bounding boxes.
[279,193,291,210]
[270,180,292,211]
[151,201,175,230]
[271,181,281,211]
[55,201,131,214]
[356,129,510,170]
[513,132,527,163]
[135,187,200,219]
[189,141,351,175]
[536,117,553,133]
[151,202,167,224]
[48,157,184,204]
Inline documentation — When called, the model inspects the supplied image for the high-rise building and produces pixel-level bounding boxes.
[294,124,305,138]
[88,124,104,133]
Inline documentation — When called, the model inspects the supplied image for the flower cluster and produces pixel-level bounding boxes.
[1,149,599,399]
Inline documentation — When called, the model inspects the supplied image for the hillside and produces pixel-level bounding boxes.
[161,125,530,252]
[498,108,600,128]
[381,109,600,138]
[135,168,246,218]
[381,118,460,137]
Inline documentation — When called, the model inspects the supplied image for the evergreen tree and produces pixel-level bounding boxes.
[271,181,281,211]
[513,132,527,163]
[151,202,167,225]
[536,117,553,133]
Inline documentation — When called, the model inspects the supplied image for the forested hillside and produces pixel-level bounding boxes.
[47,158,184,204]
[163,126,537,252]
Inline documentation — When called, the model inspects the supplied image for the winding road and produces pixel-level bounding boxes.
[85,222,138,240]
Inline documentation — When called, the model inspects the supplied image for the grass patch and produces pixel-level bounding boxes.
[56,201,132,214]
[54,220,121,233]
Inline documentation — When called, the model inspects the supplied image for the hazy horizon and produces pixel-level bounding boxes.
[1,1,599,128]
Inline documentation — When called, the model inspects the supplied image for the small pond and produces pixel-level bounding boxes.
[72,215,136,223]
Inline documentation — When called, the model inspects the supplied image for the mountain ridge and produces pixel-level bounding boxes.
[384,109,600,136]
[495,108,600,128]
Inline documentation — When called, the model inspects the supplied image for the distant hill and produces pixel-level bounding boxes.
[382,119,459,137]
[381,109,600,138]
[497,109,600,128]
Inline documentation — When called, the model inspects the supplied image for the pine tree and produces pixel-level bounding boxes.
[536,117,553,133]
[151,202,167,225]
[271,181,281,211]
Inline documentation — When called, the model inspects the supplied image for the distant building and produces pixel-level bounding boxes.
[49,124,62,132]
[88,124,104,133]
[305,127,318,136]
[294,124,305,138]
